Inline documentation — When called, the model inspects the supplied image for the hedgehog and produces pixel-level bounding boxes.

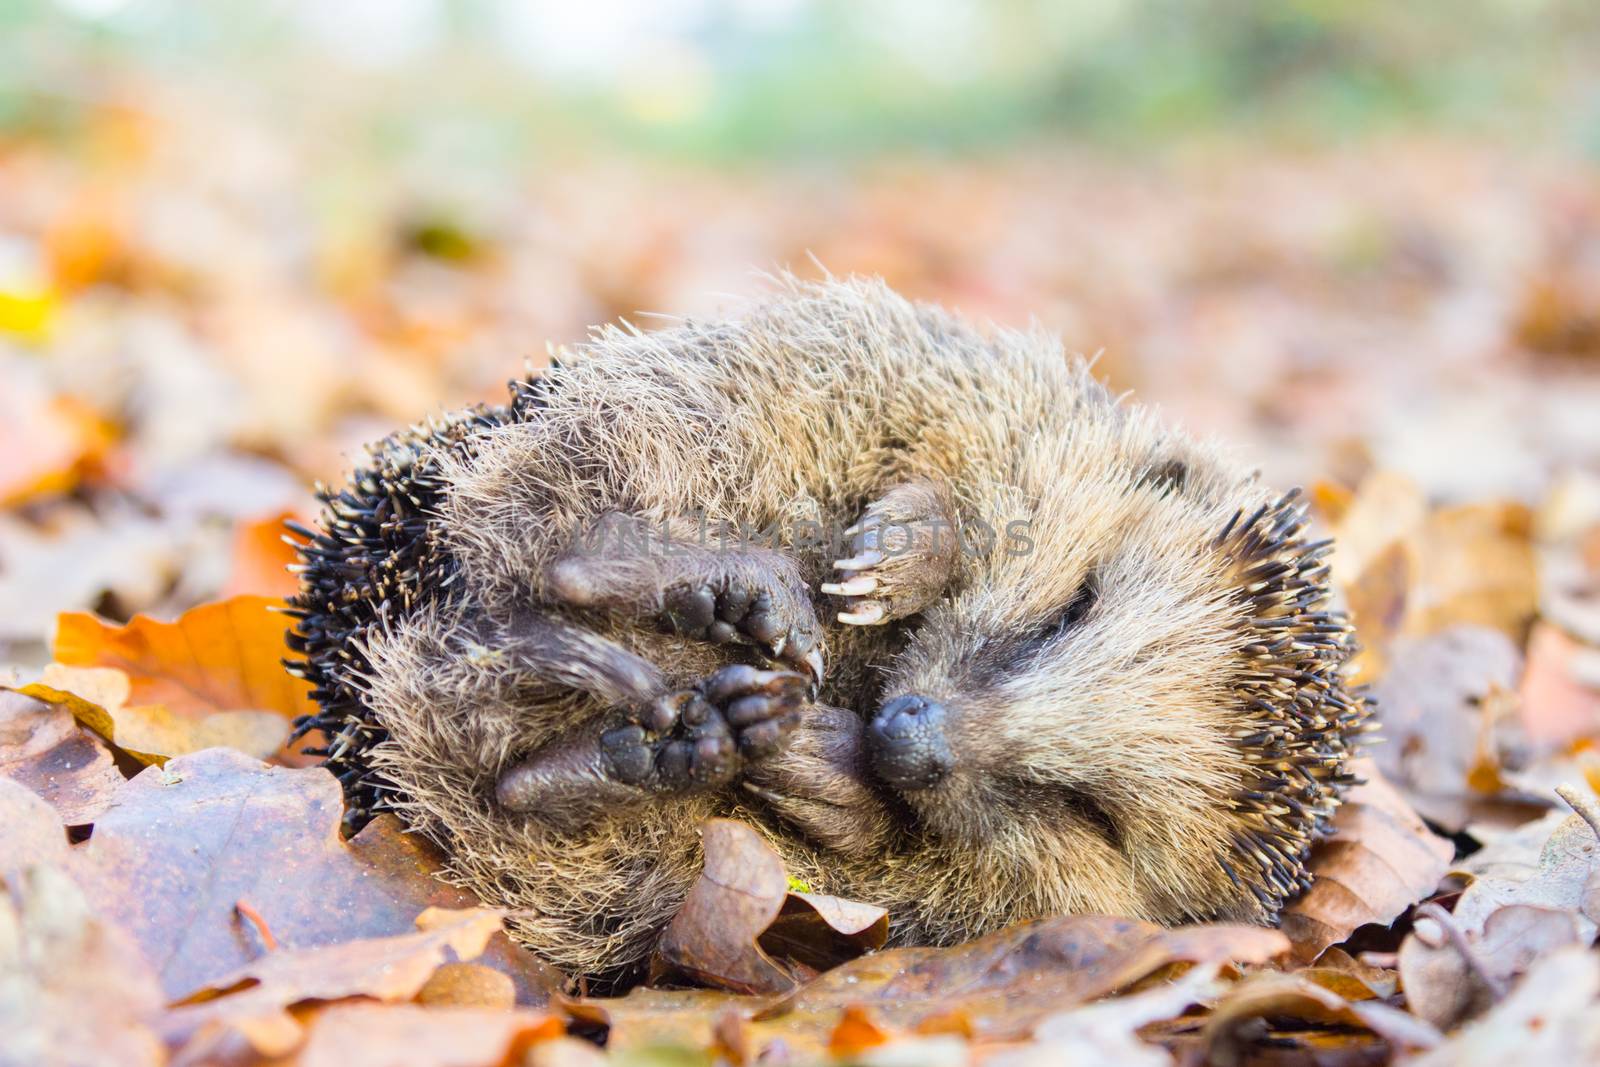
[286,276,1370,984]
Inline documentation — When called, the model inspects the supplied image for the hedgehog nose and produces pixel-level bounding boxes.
[868,695,954,792]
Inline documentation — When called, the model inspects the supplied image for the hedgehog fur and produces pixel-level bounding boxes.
[286,277,1370,982]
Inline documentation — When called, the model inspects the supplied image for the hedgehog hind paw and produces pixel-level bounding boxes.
[661,576,824,686]
[605,664,809,792]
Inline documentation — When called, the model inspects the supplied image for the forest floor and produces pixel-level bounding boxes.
[4,94,1600,1065]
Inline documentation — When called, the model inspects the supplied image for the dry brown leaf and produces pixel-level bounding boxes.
[1365,626,1523,831]
[160,907,507,1049]
[1200,970,1405,1065]
[1406,502,1538,640]
[1330,475,1539,669]
[1449,785,1600,939]
[652,819,887,994]
[1407,946,1600,1066]
[0,380,113,506]
[289,1002,563,1067]
[1343,540,1410,682]
[580,916,1285,1060]
[35,746,558,1003]
[0,776,75,874]
[1281,760,1454,961]
[993,962,1228,1067]
[0,863,166,1067]
[758,914,1289,1043]
[0,688,125,824]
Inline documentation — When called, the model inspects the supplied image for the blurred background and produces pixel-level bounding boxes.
[4,0,1600,668]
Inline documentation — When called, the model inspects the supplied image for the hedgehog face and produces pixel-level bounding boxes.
[858,445,1279,893]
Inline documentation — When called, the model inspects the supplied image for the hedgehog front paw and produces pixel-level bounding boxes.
[743,704,893,858]
[602,665,809,792]
[825,481,959,625]
[661,575,824,687]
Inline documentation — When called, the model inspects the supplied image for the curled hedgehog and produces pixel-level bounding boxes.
[286,277,1370,982]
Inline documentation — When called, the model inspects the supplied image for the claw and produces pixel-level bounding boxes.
[821,576,878,597]
[838,603,887,626]
[799,646,825,691]
[834,551,885,571]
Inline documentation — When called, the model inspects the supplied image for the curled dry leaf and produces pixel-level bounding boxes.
[1329,473,1538,662]
[0,688,125,824]
[1450,785,1600,939]
[1200,969,1428,1066]
[652,818,888,994]
[0,863,166,1067]
[1280,760,1453,961]
[1399,786,1600,1029]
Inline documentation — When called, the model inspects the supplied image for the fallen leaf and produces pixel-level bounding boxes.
[652,819,887,994]
[0,863,166,1067]
[1280,761,1454,961]
[51,595,313,720]
[289,1002,563,1067]
[416,962,519,1009]
[1406,502,1538,641]
[989,962,1227,1067]
[1363,627,1523,831]
[1200,969,1399,1065]
[1520,622,1600,746]
[222,511,304,599]
[0,776,73,877]
[757,913,1290,1043]
[161,907,507,1048]
[0,688,125,823]
[1399,786,1600,1029]
[1343,540,1410,682]
[1328,470,1427,583]
[828,1004,893,1058]
[1406,946,1600,1066]
[1448,784,1600,940]
[31,746,557,1002]
[760,891,890,974]
[0,381,111,505]
[26,663,290,765]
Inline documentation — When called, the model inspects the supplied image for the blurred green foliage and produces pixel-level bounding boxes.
[2,0,1598,159]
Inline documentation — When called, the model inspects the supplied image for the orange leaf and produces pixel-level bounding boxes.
[828,1005,891,1057]
[52,595,313,720]
[222,512,305,599]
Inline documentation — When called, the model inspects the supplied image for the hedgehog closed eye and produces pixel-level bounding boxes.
[1041,574,1098,641]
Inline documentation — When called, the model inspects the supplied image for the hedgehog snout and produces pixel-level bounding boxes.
[868,694,955,791]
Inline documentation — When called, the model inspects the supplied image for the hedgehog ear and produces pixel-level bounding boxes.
[1138,459,1188,496]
